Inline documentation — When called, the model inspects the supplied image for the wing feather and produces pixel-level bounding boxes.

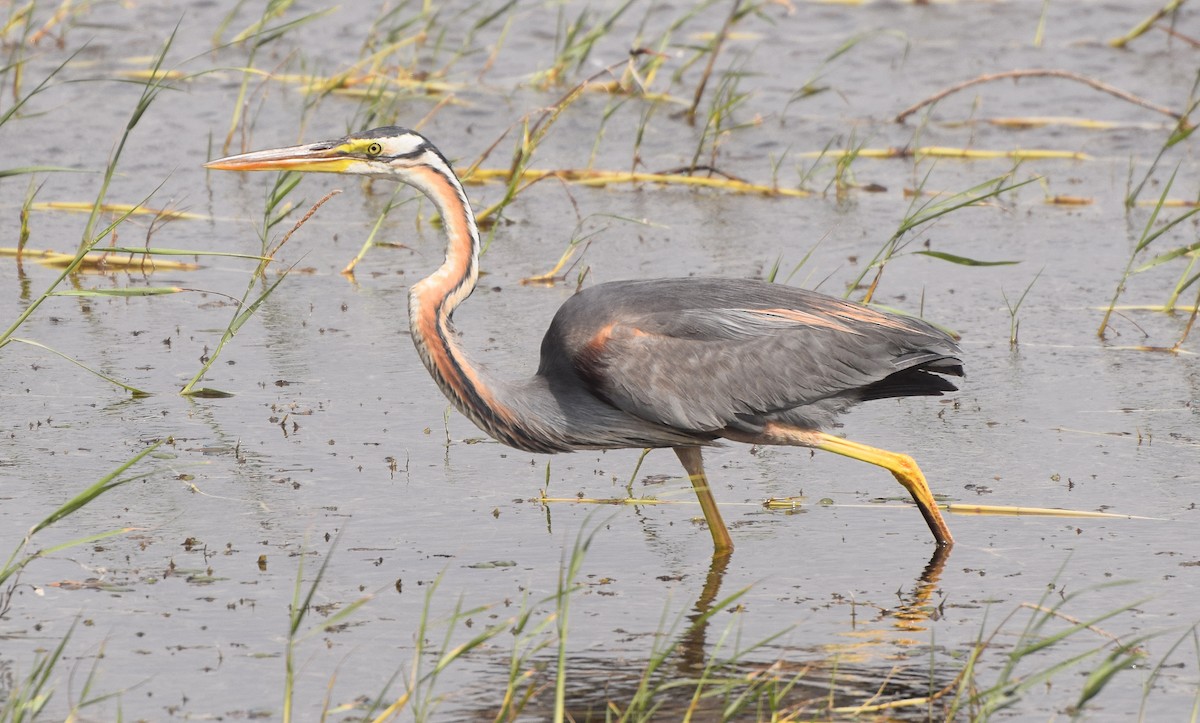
[540,279,963,435]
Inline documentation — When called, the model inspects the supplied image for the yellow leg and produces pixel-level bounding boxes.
[674,447,734,555]
[814,432,954,547]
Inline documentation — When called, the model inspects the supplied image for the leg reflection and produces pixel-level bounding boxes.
[678,551,732,674]
[892,544,951,634]
[676,544,953,677]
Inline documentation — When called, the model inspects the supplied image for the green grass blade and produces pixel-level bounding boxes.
[913,250,1021,266]
[0,45,84,128]
[180,268,290,396]
[0,528,135,590]
[0,166,83,177]
[50,287,184,297]
[1077,637,1151,710]
[102,247,272,260]
[31,441,165,536]
[898,175,1037,238]
[1011,598,1147,659]
[1,441,164,589]
[1134,239,1200,273]
[6,338,150,396]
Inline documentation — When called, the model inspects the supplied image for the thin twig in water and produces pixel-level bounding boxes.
[1018,602,1133,647]
[274,189,342,256]
[655,164,747,182]
[895,69,1184,123]
[1172,283,1200,351]
[686,0,741,125]
[1158,23,1200,48]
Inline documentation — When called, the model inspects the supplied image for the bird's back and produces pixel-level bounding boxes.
[537,278,963,436]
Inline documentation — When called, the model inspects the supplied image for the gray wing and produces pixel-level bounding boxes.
[537,278,963,435]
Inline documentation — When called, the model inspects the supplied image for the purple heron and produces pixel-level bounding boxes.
[207,127,962,555]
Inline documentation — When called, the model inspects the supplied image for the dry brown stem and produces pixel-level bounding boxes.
[686,0,742,125]
[895,69,1183,124]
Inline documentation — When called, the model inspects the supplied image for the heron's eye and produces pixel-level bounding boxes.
[366,142,383,156]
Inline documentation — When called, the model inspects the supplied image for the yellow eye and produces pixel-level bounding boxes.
[366,142,383,156]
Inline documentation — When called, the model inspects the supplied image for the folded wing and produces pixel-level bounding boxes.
[539,279,963,435]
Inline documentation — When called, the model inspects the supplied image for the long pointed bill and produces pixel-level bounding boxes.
[205,143,353,173]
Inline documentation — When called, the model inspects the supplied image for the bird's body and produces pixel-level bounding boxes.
[485,277,961,454]
[208,126,962,555]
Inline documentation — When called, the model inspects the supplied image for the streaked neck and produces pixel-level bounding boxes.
[405,161,530,448]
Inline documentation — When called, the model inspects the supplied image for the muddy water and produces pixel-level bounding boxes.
[2,1,1199,719]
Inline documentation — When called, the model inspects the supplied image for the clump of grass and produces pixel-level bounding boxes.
[181,173,338,397]
[215,2,335,154]
[606,585,784,721]
[687,64,753,176]
[281,535,372,723]
[461,58,644,227]
[0,620,79,722]
[1123,73,1198,209]
[549,517,605,722]
[946,579,1150,719]
[340,2,520,131]
[491,586,560,721]
[1099,166,1200,343]
[1,441,165,618]
[0,30,180,396]
[828,129,869,199]
[534,0,637,88]
[0,441,166,719]
[681,0,751,126]
[1002,268,1043,348]
[849,169,1031,304]
[361,517,608,722]
[368,562,573,721]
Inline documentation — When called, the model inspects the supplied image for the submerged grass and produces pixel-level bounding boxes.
[1001,268,1043,348]
[0,441,166,615]
[281,535,372,723]
[331,539,1173,720]
[1099,167,1200,343]
[850,170,1034,304]
[2,489,1180,722]
[945,577,1151,720]
[0,28,180,395]
[180,173,338,396]
[1,441,167,719]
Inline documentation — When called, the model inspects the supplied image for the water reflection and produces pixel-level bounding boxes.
[460,545,955,720]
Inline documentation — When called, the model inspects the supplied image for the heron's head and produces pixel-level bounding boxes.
[206,126,448,183]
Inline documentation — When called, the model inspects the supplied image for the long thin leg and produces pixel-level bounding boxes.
[674,446,733,555]
[814,432,954,547]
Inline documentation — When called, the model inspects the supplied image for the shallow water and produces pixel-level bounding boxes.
[2,1,1199,720]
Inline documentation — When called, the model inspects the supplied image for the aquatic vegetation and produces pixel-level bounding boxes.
[0,1,1197,720]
